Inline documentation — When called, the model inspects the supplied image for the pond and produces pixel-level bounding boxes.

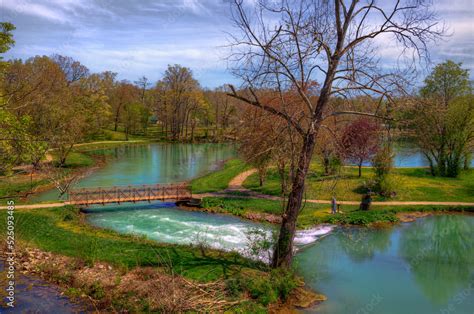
[32,142,472,203]
[296,215,474,314]
[367,144,474,168]
[32,143,236,202]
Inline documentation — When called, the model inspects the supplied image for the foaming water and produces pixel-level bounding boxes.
[294,225,334,246]
[87,202,272,252]
[86,202,333,261]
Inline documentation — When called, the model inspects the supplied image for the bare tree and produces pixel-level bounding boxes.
[39,162,92,198]
[52,54,89,85]
[226,0,443,267]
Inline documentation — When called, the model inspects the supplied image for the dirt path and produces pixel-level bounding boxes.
[0,202,67,209]
[226,169,257,191]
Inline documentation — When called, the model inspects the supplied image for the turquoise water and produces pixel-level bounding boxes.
[296,215,474,314]
[365,144,474,168]
[88,207,474,313]
[87,202,271,252]
[32,143,235,202]
[86,202,333,260]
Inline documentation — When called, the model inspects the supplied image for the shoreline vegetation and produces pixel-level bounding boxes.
[0,206,323,312]
[1,140,473,312]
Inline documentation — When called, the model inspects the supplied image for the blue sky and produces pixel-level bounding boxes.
[1,0,473,88]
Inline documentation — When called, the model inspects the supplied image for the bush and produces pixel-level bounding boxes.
[270,269,298,301]
[227,269,298,307]
[372,145,396,197]
[325,210,398,225]
[247,277,279,306]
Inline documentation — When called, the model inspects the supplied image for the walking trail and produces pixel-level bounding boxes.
[2,168,474,209]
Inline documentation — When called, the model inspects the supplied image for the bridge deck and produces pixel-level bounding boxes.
[67,183,192,206]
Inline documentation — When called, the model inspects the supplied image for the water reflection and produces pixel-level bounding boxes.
[399,215,474,304]
[31,143,236,202]
[296,215,474,314]
[337,227,392,263]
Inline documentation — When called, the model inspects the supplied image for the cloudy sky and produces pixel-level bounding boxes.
[1,0,473,88]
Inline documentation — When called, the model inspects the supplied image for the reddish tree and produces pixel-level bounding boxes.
[341,118,380,177]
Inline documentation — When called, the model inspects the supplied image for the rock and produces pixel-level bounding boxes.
[291,287,326,309]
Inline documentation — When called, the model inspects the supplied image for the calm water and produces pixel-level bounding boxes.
[32,143,236,202]
[362,144,474,167]
[296,215,474,314]
[0,261,87,312]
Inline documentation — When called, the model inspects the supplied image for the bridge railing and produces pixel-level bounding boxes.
[68,183,192,205]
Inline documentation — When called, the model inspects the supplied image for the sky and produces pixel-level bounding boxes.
[1,0,473,88]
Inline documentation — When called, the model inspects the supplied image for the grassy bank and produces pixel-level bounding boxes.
[0,151,97,203]
[244,165,474,202]
[201,197,474,228]
[0,137,155,203]
[191,159,249,193]
[0,206,302,312]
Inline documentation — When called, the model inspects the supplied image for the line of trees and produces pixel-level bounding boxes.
[0,24,241,174]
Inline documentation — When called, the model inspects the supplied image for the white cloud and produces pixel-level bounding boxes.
[1,0,69,23]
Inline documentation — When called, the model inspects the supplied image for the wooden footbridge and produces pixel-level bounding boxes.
[67,183,192,206]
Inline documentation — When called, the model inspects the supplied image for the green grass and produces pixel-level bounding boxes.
[0,206,260,282]
[202,197,287,216]
[0,175,48,201]
[244,165,474,202]
[202,197,474,228]
[191,159,249,193]
[60,151,95,168]
[0,205,302,311]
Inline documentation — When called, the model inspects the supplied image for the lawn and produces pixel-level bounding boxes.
[191,159,249,193]
[202,196,474,228]
[243,165,474,202]
[0,206,302,311]
[0,206,257,282]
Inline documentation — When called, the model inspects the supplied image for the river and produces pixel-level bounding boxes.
[0,261,87,312]
[296,215,474,313]
[25,143,474,313]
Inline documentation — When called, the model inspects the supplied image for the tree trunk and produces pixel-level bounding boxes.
[272,133,316,268]
[323,155,330,175]
[278,161,287,195]
[358,162,362,177]
[114,114,119,132]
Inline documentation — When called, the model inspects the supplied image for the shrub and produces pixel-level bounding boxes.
[325,210,398,225]
[247,277,279,306]
[372,145,396,197]
[270,269,298,301]
[229,269,298,307]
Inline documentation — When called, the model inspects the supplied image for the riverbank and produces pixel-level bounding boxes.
[0,206,320,312]
[184,196,473,228]
[0,137,168,204]
[244,164,474,202]
[188,159,474,227]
